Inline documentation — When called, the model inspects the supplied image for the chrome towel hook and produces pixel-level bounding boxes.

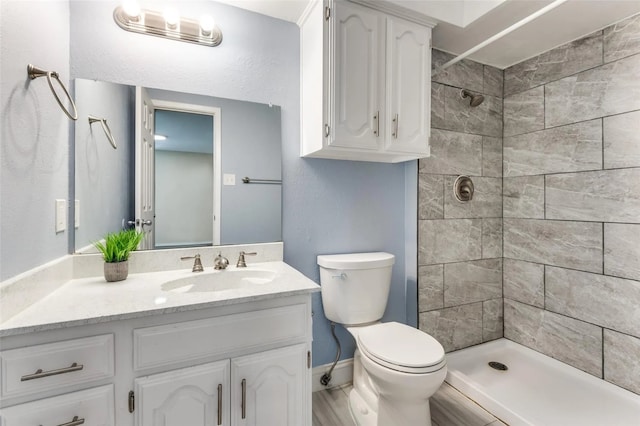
[88,115,117,149]
[27,64,78,121]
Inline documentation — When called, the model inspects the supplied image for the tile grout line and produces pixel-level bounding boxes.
[602,327,605,379]
[601,117,605,170]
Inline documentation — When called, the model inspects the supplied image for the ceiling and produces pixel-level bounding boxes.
[215,0,640,69]
[432,0,640,68]
[155,109,214,154]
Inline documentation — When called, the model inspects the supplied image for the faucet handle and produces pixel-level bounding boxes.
[181,254,204,273]
[236,251,257,268]
[214,252,229,270]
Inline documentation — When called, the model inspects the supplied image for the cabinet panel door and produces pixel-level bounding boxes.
[331,1,384,150]
[386,18,431,154]
[135,360,230,426]
[231,344,307,426]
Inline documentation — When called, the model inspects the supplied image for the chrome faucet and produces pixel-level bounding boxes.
[236,251,257,268]
[214,252,229,270]
[181,254,204,272]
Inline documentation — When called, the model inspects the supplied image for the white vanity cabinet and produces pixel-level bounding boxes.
[231,344,307,426]
[133,302,310,426]
[0,334,116,426]
[136,344,306,426]
[135,360,230,426]
[300,0,434,163]
[0,295,313,426]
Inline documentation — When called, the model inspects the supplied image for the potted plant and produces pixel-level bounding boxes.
[93,229,144,282]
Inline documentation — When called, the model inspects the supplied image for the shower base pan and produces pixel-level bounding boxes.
[445,339,640,426]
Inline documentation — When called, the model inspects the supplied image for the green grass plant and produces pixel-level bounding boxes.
[93,229,144,263]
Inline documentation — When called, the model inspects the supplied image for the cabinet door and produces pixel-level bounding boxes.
[135,360,230,426]
[231,344,307,426]
[330,0,385,150]
[386,18,431,154]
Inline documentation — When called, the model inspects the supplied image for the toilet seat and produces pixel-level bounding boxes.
[357,322,446,374]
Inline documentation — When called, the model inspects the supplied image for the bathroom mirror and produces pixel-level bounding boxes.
[74,79,282,252]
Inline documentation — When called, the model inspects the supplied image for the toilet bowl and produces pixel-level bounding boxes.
[347,322,446,426]
[318,252,447,426]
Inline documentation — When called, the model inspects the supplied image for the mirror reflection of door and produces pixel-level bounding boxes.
[135,87,156,250]
[153,108,218,249]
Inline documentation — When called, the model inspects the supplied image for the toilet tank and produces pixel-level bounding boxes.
[318,252,395,326]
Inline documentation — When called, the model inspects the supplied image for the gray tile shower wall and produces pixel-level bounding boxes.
[502,13,640,395]
[418,50,503,352]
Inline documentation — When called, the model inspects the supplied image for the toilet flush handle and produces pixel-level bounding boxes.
[332,273,347,280]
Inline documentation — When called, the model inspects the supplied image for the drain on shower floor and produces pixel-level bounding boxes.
[488,361,508,371]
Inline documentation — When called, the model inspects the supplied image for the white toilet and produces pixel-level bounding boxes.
[318,252,446,426]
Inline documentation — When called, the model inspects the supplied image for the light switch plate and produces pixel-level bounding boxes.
[223,174,236,185]
[74,200,80,228]
[55,199,66,233]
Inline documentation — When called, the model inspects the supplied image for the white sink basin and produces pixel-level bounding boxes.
[161,269,277,293]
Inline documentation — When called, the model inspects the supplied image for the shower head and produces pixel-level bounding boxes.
[460,89,485,107]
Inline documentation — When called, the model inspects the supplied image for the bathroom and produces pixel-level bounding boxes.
[1,0,640,425]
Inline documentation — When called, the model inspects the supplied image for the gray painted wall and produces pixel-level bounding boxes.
[1,1,70,280]
[0,0,415,368]
[418,50,504,352]
[74,79,134,250]
[502,15,640,395]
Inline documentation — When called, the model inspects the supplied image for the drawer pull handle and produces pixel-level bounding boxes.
[241,378,247,419]
[217,383,222,425]
[21,362,84,381]
[57,415,85,426]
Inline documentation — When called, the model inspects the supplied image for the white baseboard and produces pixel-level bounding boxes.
[312,358,354,392]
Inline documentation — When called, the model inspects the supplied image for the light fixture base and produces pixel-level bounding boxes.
[113,6,222,47]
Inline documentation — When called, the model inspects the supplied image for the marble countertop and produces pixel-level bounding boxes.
[0,261,319,337]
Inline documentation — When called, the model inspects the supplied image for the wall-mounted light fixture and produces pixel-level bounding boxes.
[113,2,222,47]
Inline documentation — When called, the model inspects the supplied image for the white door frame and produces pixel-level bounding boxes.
[151,99,222,246]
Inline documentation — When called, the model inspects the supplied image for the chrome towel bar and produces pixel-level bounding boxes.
[242,177,282,185]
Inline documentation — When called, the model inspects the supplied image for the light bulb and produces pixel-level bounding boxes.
[163,7,179,29]
[199,15,215,36]
[154,134,167,141]
[121,0,140,19]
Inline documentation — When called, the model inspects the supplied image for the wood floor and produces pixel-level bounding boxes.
[312,382,508,426]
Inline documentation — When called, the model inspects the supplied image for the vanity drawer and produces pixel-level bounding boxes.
[0,334,114,400]
[0,384,114,426]
[134,303,309,370]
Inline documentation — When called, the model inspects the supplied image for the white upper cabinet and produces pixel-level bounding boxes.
[385,18,431,154]
[332,1,384,151]
[300,0,434,163]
